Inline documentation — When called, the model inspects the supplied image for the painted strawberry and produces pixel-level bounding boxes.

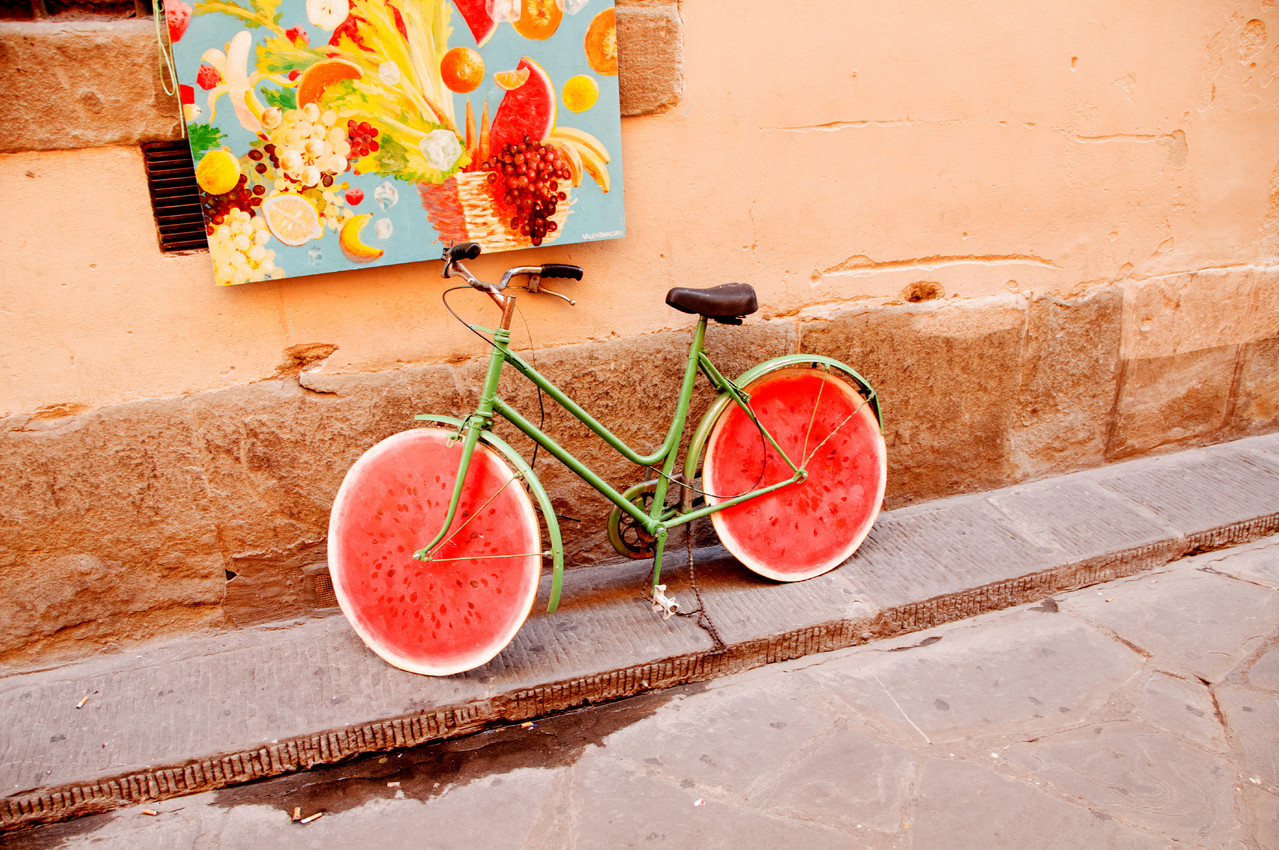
[196,64,222,91]
[285,26,310,46]
[164,0,192,43]
[345,188,365,206]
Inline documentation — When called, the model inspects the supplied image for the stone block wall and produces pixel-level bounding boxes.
[0,0,682,153]
[3,269,1276,668]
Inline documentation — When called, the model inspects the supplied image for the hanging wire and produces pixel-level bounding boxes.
[441,284,549,470]
[152,0,180,101]
[513,300,548,471]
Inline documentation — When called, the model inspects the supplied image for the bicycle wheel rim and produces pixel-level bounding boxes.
[703,367,886,581]
[327,428,542,675]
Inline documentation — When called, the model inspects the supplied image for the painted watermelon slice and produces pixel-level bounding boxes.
[702,368,886,581]
[488,57,557,152]
[452,0,499,46]
[327,428,542,675]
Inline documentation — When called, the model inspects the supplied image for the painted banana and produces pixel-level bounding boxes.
[545,138,583,188]
[553,127,610,163]
[550,128,611,192]
[575,143,610,194]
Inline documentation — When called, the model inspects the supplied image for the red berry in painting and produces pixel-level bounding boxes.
[196,65,222,90]
[345,188,364,206]
[164,0,192,43]
[285,26,310,45]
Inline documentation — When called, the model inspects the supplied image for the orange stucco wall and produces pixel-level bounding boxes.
[4,0,1276,419]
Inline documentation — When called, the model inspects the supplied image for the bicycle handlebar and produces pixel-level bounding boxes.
[538,264,584,281]
[441,242,581,306]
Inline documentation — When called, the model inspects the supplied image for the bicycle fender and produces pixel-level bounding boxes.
[682,355,884,483]
[414,415,566,613]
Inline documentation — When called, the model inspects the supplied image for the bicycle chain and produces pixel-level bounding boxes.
[644,529,728,655]
[682,528,728,654]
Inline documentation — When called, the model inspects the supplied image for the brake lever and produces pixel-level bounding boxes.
[528,274,576,306]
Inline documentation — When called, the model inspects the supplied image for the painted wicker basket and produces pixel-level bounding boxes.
[420,171,572,252]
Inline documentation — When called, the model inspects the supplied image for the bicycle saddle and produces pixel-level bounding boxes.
[665,283,758,325]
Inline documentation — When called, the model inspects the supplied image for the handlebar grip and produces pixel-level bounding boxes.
[539,263,583,280]
[447,242,482,262]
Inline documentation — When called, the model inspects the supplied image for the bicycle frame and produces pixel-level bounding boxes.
[413,299,812,609]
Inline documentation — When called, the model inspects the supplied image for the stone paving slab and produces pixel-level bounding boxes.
[8,535,1279,848]
[1060,567,1279,683]
[1003,722,1246,843]
[3,432,1279,831]
[908,758,1169,850]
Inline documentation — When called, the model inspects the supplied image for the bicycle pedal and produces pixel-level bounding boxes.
[651,584,680,620]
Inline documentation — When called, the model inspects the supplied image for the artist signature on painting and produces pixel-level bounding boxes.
[582,230,624,240]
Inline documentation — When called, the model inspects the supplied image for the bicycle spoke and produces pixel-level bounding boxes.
[420,473,521,560]
[419,551,544,563]
[801,395,871,468]
[799,368,827,466]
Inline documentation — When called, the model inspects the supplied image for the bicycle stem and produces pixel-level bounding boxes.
[448,259,519,330]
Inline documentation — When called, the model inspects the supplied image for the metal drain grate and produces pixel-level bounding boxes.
[313,572,339,609]
[303,563,341,610]
[141,140,209,254]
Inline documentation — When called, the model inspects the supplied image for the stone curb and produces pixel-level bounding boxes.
[3,433,1278,832]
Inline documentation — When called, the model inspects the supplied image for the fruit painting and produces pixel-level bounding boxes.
[166,0,624,286]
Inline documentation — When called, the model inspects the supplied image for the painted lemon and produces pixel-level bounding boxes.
[339,213,384,262]
[195,149,241,195]
[562,75,598,113]
[261,193,323,247]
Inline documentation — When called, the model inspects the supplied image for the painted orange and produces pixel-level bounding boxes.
[511,0,562,41]
[295,58,362,107]
[583,8,616,76]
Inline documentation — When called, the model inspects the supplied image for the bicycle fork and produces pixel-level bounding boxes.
[413,325,512,563]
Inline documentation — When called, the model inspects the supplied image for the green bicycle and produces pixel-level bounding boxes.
[327,242,887,675]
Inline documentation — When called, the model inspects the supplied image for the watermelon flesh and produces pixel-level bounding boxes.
[488,57,557,152]
[702,369,886,581]
[452,0,499,46]
[327,428,541,675]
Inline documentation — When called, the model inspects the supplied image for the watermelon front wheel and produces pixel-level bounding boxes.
[701,367,886,582]
[327,428,542,676]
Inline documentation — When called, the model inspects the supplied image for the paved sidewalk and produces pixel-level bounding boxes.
[3,433,1279,832]
[10,532,1279,848]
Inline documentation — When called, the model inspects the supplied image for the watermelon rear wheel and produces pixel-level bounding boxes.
[327,428,542,676]
[701,367,886,581]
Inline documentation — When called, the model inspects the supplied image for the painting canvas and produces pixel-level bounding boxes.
[166,0,624,286]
